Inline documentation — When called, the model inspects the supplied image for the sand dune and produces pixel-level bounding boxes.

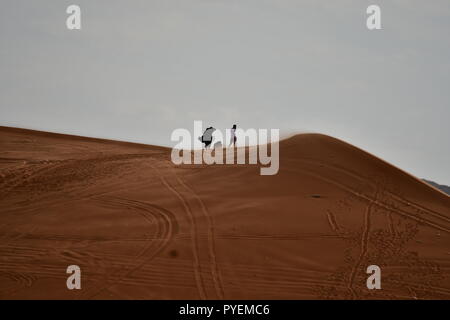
[0,126,449,299]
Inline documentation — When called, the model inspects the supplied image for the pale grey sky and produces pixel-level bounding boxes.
[0,0,449,183]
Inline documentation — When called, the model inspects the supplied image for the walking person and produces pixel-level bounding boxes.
[229,124,237,147]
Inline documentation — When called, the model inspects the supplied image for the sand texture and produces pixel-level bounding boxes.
[0,126,449,299]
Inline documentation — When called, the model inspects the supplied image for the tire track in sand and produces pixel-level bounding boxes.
[83,195,177,299]
[168,164,225,299]
[326,210,340,233]
[284,167,450,233]
[290,158,450,225]
[347,188,378,299]
[149,162,208,300]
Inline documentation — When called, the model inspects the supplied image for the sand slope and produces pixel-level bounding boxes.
[0,126,449,299]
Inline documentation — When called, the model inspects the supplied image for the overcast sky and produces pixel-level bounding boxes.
[0,0,449,183]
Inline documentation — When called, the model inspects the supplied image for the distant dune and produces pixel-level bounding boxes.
[0,126,449,300]
[423,179,450,196]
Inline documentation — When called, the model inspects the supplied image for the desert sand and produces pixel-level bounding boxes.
[0,126,449,299]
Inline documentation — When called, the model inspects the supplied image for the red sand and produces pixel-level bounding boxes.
[0,126,449,299]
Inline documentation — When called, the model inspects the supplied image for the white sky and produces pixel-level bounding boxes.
[1,0,449,183]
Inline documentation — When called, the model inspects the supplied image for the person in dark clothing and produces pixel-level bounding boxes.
[199,126,216,149]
